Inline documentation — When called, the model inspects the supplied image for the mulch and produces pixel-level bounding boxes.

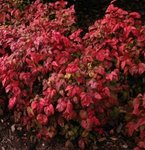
[0,115,134,150]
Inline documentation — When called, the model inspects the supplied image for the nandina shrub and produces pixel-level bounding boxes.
[0,0,93,146]
[0,0,79,130]
[83,3,145,149]
[0,0,145,149]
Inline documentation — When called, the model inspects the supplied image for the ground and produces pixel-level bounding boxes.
[0,115,134,150]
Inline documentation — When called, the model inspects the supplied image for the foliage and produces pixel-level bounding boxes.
[127,94,145,150]
[0,0,145,149]
[83,4,145,149]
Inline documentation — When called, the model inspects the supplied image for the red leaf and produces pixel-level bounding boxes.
[91,116,101,126]
[36,114,48,125]
[39,98,48,107]
[132,97,140,115]
[137,118,145,128]
[79,110,88,120]
[96,66,105,75]
[8,97,16,110]
[5,84,11,93]
[31,101,38,111]
[56,98,67,112]
[66,60,79,73]
[106,70,118,81]
[81,118,93,130]
[57,117,64,127]
[27,107,34,118]
[58,56,68,65]
[14,9,20,19]
[66,85,81,97]
[44,88,56,99]
[62,37,70,47]
[138,141,145,149]
[52,61,59,67]
[103,87,110,97]
[30,53,43,64]
[138,63,145,74]
[94,93,102,100]
[44,104,54,116]
[78,139,85,150]
[126,122,137,136]
[124,26,132,38]
[133,147,140,150]
[63,101,76,120]
[80,92,93,107]
[129,12,141,19]
[121,61,126,69]
[96,50,106,61]
[65,85,73,92]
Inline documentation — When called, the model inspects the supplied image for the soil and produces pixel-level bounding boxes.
[0,114,134,150]
[0,0,145,149]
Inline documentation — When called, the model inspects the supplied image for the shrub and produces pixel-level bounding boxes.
[0,0,145,149]
[84,4,145,148]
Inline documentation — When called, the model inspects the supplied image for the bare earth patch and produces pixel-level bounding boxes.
[0,115,134,150]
